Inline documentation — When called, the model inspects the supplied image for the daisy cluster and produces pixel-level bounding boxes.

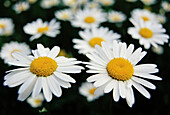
[0,0,169,111]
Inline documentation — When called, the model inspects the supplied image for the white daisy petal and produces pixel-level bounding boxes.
[94,76,111,87]
[42,77,52,102]
[134,72,162,80]
[132,80,151,99]
[37,44,47,57]
[126,87,135,107]
[113,80,120,102]
[56,66,84,73]
[53,76,71,88]
[32,77,43,98]
[54,72,76,83]
[119,81,126,98]
[132,76,156,89]
[104,79,116,93]
[47,46,60,59]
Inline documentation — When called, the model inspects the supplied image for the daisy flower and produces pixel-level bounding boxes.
[156,14,166,24]
[3,44,84,102]
[55,9,73,21]
[71,8,106,29]
[79,82,104,102]
[131,9,158,23]
[108,10,126,23]
[73,26,121,54]
[84,1,101,9]
[0,41,31,64]
[27,93,44,108]
[13,1,30,14]
[40,0,60,9]
[85,41,162,107]
[96,0,115,6]
[23,18,60,41]
[140,0,156,5]
[161,1,170,12]
[151,45,164,55]
[0,18,14,36]
[128,18,169,49]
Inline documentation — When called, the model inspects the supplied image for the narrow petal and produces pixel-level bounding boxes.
[47,46,60,59]
[94,76,111,87]
[104,79,116,93]
[113,80,120,102]
[119,81,126,98]
[32,77,43,98]
[42,77,52,102]
[54,72,76,83]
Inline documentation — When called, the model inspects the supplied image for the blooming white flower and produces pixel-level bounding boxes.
[156,14,166,24]
[73,26,121,54]
[0,41,31,64]
[63,0,88,7]
[13,1,30,14]
[71,8,106,29]
[79,82,104,102]
[3,44,84,102]
[95,0,115,6]
[131,9,158,23]
[27,93,44,108]
[55,9,73,21]
[40,0,60,9]
[140,0,156,5]
[84,1,101,9]
[151,45,164,55]
[128,18,169,49]
[23,18,60,41]
[108,10,126,23]
[85,41,162,107]
[161,1,170,12]
[0,18,14,36]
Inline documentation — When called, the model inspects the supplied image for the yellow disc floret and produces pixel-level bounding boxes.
[139,27,153,38]
[84,16,95,23]
[89,88,96,95]
[30,56,57,77]
[142,16,150,21]
[10,49,21,58]
[37,26,49,33]
[89,37,105,48]
[0,24,5,28]
[107,58,134,81]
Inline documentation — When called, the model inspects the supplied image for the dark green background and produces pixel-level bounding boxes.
[0,0,169,115]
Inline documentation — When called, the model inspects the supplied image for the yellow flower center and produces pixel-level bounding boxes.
[62,13,69,19]
[112,15,120,21]
[0,24,5,28]
[89,37,105,48]
[37,26,49,33]
[142,16,150,21]
[139,28,153,38]
[34,99,42,105]
[89,88,96,95]
[84,16,96,23]
[10,49,21,58]
[107,58,134,81]
[19,5,26,11]
[30,57,57,77]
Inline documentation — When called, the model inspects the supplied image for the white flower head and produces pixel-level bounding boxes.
[86,41,162,107]
[27,93,44,108]
[0,18,14,36]
[151,45,164,55]
[73,26,121,54]
[13,1,30,14]
[95,0,115,6]
[40,0,60,9]
[71,8,106,29]
[84,1,101,9]
[108,10,126,23]
[131,9,158,23]
[128,18,169,49]
[3,44,84,102]
[140,0,156,5]
[79,82,104,102]
[55,9,73,21]
[156,14,167,24]
[161,1,170,12]
[23,18,60,41]
[0,41,31,64]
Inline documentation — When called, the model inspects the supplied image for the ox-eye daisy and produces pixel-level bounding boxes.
[79,82,104,102]
[128,18,169,49]
[96,0,115,6]
[73,26,121,54]
[71,8,106,29]
[13,1,30,14]
[131,9,158,23]
[27,93,44,108]
[85,41,162,107]
[40,0,60,9]
[161,1,170,12]
[55,9,73,21]
[3,44,84,102]
[23,18,60,41]
[0,18,14,36]
[108,10,126,23]
[0,41,31,64]
[140,0,156,5]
